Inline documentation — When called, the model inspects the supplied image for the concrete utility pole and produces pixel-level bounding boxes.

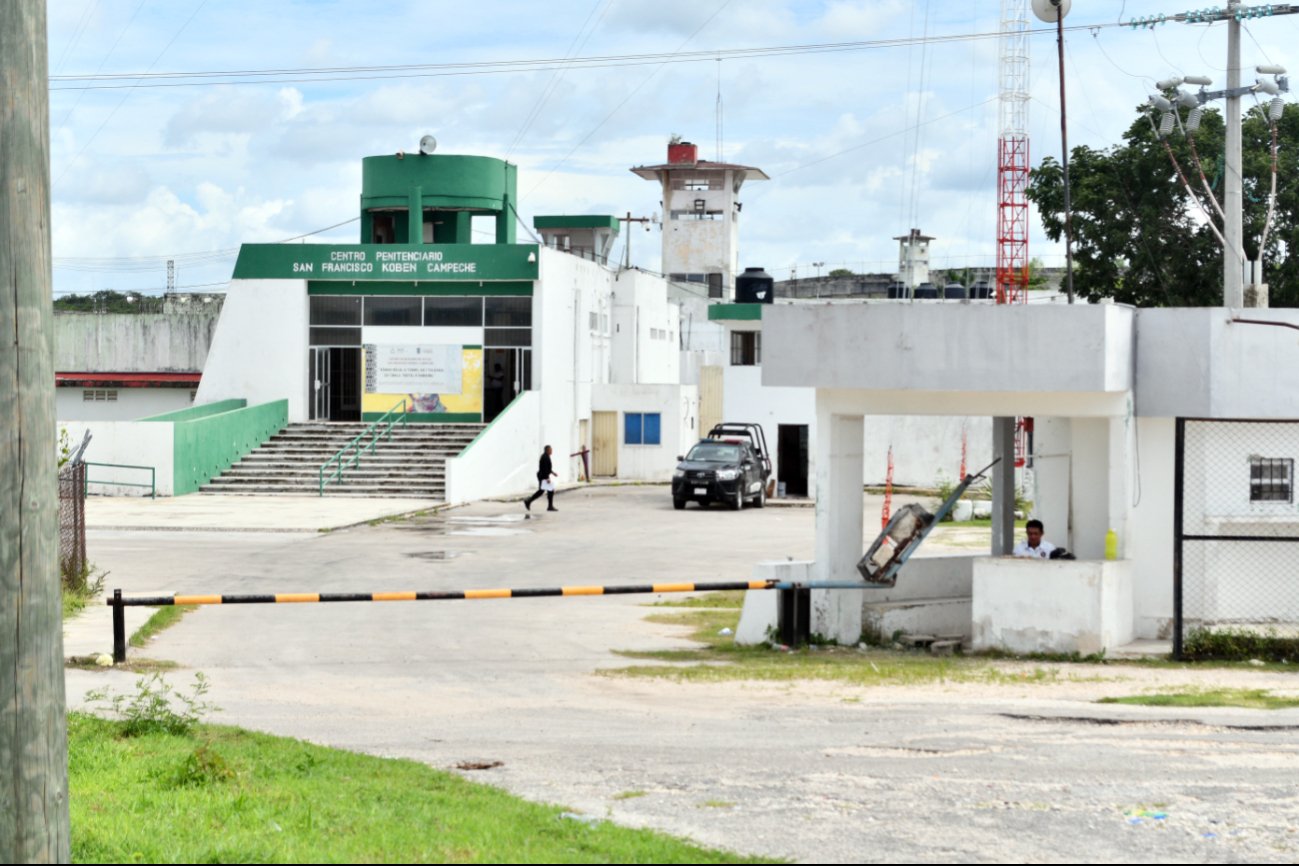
[617,211,653,271]
[1131,1,1299,305]
[1224,0,1245,307]
[0,1,72,862]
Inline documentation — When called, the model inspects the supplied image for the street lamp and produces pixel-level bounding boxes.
[1032,0,1075,304]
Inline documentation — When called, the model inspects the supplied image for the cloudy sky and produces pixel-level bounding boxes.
[44,0,1299,295]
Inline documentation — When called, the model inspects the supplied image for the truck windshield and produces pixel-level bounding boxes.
[686,443,742,463]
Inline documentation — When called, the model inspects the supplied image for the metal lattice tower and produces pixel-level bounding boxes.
[997,0,1030,304]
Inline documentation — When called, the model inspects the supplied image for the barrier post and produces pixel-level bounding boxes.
[112,589,126,664]
[777,587,810,648]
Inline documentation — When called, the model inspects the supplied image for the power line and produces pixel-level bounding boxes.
[54,0,209,187]
[53,216,361,273]
[522,0,735,200]
[504,0,612,159]
[49,23,1122,91]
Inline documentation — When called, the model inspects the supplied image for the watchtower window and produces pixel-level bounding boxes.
[672,177,721,191]
[372,214,396,244]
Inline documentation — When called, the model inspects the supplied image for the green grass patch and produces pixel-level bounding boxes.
[651,590,746,609]
[608,607,1081,687]
[63,587,96,621]
[1098,688,1299,710]
[69,712,766,863]
[612,790,648,801]
[129,605,197,648]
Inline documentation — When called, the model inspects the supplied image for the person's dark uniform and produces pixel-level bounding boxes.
[523,448,557,512]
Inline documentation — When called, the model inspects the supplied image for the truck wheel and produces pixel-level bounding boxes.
[754,484,766,508]
[673,498,686,510]
[732,488,744,511]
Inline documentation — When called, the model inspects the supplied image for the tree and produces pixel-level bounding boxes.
[827,268,854,278]
[1026,102,1299,307]
[1026,257,1050,292]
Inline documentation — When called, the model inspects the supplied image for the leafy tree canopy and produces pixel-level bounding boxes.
[1026,102,1299,307]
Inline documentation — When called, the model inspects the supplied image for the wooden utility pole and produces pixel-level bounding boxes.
[1,1,72,862]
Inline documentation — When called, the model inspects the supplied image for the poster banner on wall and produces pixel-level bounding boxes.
[363,344,463,396]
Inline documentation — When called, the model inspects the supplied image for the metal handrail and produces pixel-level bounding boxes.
[83,461,156,499]
[318,399,408,495]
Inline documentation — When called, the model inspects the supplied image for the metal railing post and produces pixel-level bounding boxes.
[1173,418,1186,661]
[112,589,126,664]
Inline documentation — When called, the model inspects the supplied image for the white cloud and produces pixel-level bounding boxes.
[44,0,1299,293]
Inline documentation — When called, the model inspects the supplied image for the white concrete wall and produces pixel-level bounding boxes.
[812,401,864,644]
[863,555,977,604]
[721,364,815,485]
[444,391,542,504]
[610,269,680,386]
[54,311,220,372]
[591,383,699,481]
[764,303,1135,418]
[197,279,310,421]
[535,248,618,476]
[721,363,994,491]
[59,421,175,496]
[1128,417,1176,639]
[1137,307,1299,418]
[56,387,192,422]
[972,558,1135,655]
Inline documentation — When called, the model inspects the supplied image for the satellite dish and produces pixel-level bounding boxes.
[1031,0,1071,22]
[418,134,437,155]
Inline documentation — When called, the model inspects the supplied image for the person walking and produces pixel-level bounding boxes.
[523,445,558,513]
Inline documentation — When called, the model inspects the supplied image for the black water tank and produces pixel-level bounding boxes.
[735,267,775,303]
[943,283,967,300]
[972,281,992,299]
[914,282,938,300]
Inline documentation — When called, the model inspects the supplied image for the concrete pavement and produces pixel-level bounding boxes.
[66,487,1299,863]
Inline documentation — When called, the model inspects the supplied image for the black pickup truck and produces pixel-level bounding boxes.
[671,423,773,510]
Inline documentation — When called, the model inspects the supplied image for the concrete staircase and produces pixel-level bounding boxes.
[200,422,483,500]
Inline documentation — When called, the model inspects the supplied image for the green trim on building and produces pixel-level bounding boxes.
[307,281,533,296]
[361,155,515,212]
[532,215,620,233]
[707,303,764,322]
[361,411,482,424]
[232,243,539,282]
[172,400,289,495]
[140,399,245,423]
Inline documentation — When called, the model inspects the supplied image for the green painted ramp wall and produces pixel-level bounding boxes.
[172,400,288,495]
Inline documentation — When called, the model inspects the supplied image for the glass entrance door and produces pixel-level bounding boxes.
[483,347,532,423]
[310,347,331,421]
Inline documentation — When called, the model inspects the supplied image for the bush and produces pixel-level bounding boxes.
[86,672,218,737]
[1182,627,1299,662]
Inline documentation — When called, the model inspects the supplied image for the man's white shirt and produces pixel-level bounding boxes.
[1013,540,1057,559]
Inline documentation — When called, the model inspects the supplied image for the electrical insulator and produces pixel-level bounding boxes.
[1187,106,1205,133]
[1159,111,1176,138]
[1271,97,1286,122]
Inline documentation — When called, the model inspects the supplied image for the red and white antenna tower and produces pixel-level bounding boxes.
[997,0,1031,304]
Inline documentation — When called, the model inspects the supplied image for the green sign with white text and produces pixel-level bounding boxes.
[232,243,539,282]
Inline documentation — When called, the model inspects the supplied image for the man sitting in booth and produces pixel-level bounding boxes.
[1013,519,1057,559]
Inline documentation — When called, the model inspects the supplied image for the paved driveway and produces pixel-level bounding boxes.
[67,487,1299,863]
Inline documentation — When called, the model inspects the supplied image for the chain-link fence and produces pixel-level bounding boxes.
[58,462,87,583]
[1175,419,1299,659]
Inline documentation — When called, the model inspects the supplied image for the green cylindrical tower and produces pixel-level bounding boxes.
[359,153,517,245]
